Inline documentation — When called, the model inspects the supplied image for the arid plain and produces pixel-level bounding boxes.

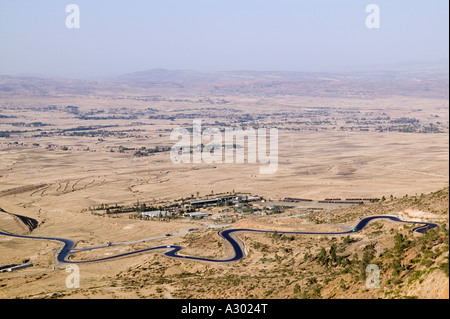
[0,70,448,298]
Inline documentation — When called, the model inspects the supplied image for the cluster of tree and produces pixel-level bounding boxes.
[11,122,51,127]
[316,243,350,269]
[65,105,80,115]
[77,115,138,120]
[148,114,176,120]
[420,123,443,133]
[390,117,420,124]
[90,202,163,215]
[133,146,171,157]
[66,130,122,137]
[311,239,376,281]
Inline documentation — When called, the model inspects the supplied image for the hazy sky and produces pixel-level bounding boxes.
[0,0,448,79]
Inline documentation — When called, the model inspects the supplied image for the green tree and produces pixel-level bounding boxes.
[394,233,409,255]
[294,284,301,294]
[391,258,403,277]
[330,244,337,264]
[318,248,327,265]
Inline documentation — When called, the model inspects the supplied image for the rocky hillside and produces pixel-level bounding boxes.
[18,188,449,299]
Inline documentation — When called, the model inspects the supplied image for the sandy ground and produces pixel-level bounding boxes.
[0,92,448,298]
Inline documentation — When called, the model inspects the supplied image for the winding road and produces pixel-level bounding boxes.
[0,215,437,265]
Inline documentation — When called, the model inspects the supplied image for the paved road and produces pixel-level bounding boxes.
[0,231,75,264]
[0,215,437,265]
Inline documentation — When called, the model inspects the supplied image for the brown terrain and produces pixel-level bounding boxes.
[0,68,448,299]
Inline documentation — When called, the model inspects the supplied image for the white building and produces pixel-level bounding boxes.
[186,212,209,219]
[141,211,171,218]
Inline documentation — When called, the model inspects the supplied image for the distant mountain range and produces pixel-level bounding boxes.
[112,62,449,83]
[0,60,447,98]
[1,59,448,84]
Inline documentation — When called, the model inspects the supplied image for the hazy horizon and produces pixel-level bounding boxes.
[3,57,449,80]
[0,0,448,79]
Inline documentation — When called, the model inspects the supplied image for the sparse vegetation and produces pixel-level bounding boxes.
[0,68,447,300]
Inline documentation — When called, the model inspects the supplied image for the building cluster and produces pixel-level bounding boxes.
[189,195,262,208]
[318,198,380,204]
[140,195,265,220]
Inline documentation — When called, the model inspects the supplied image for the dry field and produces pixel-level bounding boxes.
[0,77,448,299]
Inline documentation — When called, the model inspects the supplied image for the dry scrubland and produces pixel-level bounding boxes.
[0,74,448,298]
[0,189,448,299]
